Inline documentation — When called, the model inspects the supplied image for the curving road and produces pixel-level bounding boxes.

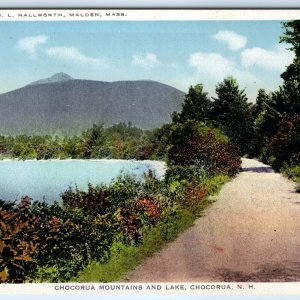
[126,158,300,282]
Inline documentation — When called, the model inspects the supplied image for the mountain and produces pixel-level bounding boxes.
[0,73,185,134]
[28,72,73,86]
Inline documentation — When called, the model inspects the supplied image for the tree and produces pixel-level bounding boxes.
[251,89,269,119]
[210,77,252,154]
[267,115,300,169]
[172,84,211,123]
[249,89,276,156]
[280,20,300,58]
[166,120,241,176]
[79,123,106,158]
[257,20,300,168]
[275,20,300,116]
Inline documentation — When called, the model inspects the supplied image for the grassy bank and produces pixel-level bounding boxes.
[282,165,300,192]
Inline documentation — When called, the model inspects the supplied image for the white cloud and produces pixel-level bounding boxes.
[241,45,295,71]
[213,30,247,51]
[18,35,48,56]
[46,47,106,66]
[187,51,258,100]
[132,53,160,68]
[188,52,236,81]
[188,51,257,82]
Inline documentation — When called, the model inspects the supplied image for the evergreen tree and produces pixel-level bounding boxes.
[252,89,269,119]
[250,89,276,156]
[172,84,211,123]
[275,20,300,117]
[210,77,252,154]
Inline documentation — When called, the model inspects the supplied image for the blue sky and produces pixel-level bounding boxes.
[0,21,294,101]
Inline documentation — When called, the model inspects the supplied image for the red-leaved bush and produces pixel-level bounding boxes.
[167,120,241,176]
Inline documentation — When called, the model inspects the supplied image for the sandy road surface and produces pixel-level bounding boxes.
[126,158,300,282]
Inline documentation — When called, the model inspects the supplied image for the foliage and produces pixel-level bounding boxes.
[76,207,199,282]
[282,164,300,193]
[0,196,116,283]
[172,84,211,123]
[249,89,276,156]
[105,174,162,245]
[280,20,300,61]
[62,183,111,216]
[254,21,300,155]
[271,83,300,122]
[210,77,253,155]
[76,174,228,283]
[0,122,156,161]
[266,114,300,170]
[283,164,300,180]
[138,125,173,160]
[271,21,300,133]
[164,165,208,185]
[279,21,300,105]
[166,120,241,176]
[0,198,37,283]
[247,20,300,179]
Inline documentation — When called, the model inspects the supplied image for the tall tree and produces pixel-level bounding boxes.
[250,89,277,156]
[280,20,300,93]
[210,77,252,154]
[172,84,211,123]
[274,20,300,116]
[252,89,269,119]
[280,20,300,58]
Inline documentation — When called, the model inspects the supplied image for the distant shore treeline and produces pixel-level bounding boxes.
[0,122,166,161]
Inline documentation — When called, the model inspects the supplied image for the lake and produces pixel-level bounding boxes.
[0,159,166,203]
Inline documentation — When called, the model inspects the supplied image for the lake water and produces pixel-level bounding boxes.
[0,159,166,203]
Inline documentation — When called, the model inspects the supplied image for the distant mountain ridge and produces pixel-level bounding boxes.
[0,73,185,134]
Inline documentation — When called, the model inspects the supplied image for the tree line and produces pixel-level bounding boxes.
[0,122,159,160]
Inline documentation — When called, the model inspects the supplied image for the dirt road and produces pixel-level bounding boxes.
[126,158,300,282]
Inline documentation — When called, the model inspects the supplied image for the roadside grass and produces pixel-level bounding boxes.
[282,165,300,193]
[75,175,228,282]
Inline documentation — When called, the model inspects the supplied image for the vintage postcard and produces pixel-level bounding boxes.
[0,8,300,296]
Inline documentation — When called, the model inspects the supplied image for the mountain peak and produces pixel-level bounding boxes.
[50,72,73,80]
[28,72,74,86]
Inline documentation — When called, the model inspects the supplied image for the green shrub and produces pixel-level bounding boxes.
[164,165,208,185]
[282,164,300,192]
[61,183,111,216]
[203,175,229,195]
[267,114,300,170]
[167,120,241,176]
